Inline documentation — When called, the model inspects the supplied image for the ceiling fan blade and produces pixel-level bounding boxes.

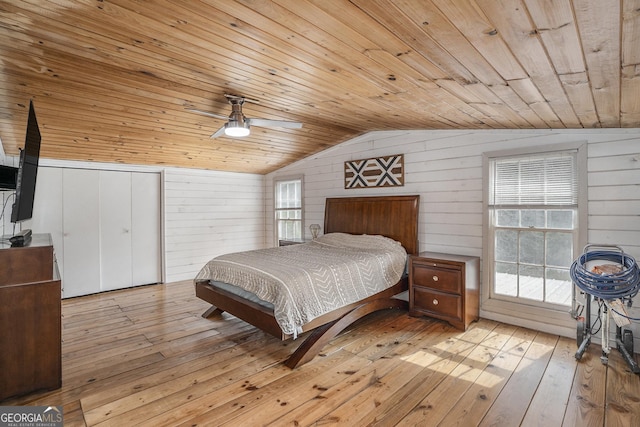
[210,125,226,138]
[187,108,229,120]
[247,118,303,129]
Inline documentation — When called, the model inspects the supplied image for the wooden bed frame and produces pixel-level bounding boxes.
[194,194,420,368]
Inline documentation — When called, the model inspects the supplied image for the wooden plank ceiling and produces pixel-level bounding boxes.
[1,0,639,174]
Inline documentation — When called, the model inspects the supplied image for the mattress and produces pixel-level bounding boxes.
[195,232,407,337]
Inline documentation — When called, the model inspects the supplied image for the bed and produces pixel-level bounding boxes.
[194,194,420,368]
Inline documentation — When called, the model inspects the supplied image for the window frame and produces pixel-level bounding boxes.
[481,142,588,336]
[273,175,304,245]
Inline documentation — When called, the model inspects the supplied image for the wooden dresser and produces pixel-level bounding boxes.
[0,233,62,401]
[409,252,480,330]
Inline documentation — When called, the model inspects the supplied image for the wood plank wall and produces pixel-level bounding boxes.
[266,128,640,347]
[163,168,265,283]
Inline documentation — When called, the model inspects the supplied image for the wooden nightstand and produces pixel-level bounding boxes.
[409,252,480,330]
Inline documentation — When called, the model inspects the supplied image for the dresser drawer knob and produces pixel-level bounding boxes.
[433,299,439,305]
[433,275,439,281]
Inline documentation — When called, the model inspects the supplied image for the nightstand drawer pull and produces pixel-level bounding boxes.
[433,275,438,281]
[432,299,439,305]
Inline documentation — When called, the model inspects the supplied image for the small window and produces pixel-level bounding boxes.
[274,177,303,243]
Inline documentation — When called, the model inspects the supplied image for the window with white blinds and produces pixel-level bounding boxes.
[490,153,578,207]
[487,150,578,308]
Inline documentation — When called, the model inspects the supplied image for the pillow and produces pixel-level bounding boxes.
[313,232,403,252]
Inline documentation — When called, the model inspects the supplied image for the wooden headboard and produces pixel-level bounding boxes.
[324,195,420,255]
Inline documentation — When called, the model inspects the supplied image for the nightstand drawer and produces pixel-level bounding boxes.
[412,287,461,320]
[411,264,461,294]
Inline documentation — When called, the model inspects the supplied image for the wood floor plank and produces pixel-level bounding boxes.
[191,316,444,426]
[521,336,578,427]
[62,317,248,386]
[63,327,222,383]
[61,297,120,317]
[271,319,457,426]
[315,310,438,365]
[20,324,258,417]
[63,314,204,349]
[394,323,521,426]
[478,332,559,426]
[12,353,168,406]
[604,348,640,426]
[86,340,295,426]
[59,400,87,427]
[137,348,342,427]
[438,327,540,425]
[62,307,130,330]
[215,353,374,427]
[79,326,264,413]
[340,321,499,427]
[313,309,411,357]
[2,280,638,427]
[562,344,607,426]
[367,320,500,427]
[282,354,407,427]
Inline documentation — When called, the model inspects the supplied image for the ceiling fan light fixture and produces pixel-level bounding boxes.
[189,95,302,138]
[224,122,250,137]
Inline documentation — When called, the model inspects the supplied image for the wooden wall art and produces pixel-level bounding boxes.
[344,154,404,189]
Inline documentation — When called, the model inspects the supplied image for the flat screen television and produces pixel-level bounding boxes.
[11,100,41,223]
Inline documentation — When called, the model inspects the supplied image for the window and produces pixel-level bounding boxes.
[484,144,586,327]
[274,177,303,243]
[489,152,577,307]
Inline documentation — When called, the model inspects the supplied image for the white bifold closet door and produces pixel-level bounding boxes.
[30,167,161,298]
[99,170,161,291]
[97,170,161,294]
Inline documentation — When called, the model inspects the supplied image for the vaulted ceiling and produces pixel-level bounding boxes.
[1,1,639,174]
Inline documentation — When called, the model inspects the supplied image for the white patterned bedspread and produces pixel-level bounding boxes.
[194,232,407,337]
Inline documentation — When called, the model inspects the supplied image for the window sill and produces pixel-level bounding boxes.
[480,297,576,339]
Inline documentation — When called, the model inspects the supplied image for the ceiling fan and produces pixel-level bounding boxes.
[188,94,303,138]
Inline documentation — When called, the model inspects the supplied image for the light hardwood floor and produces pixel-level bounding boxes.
[3,280,639,426]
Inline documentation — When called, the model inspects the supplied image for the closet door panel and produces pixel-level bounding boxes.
[99,170,133,291]
[62,169,101,298]
[30,167,64,278]
[131,172,161,285]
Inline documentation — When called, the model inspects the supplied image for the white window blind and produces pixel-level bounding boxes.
[490,152,577,206]
[275,179,301,210]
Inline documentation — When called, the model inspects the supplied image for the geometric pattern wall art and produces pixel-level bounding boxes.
[344,154,404,189]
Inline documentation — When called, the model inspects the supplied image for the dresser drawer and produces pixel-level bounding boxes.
[411,263,461,294]
[411,287,462,320]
